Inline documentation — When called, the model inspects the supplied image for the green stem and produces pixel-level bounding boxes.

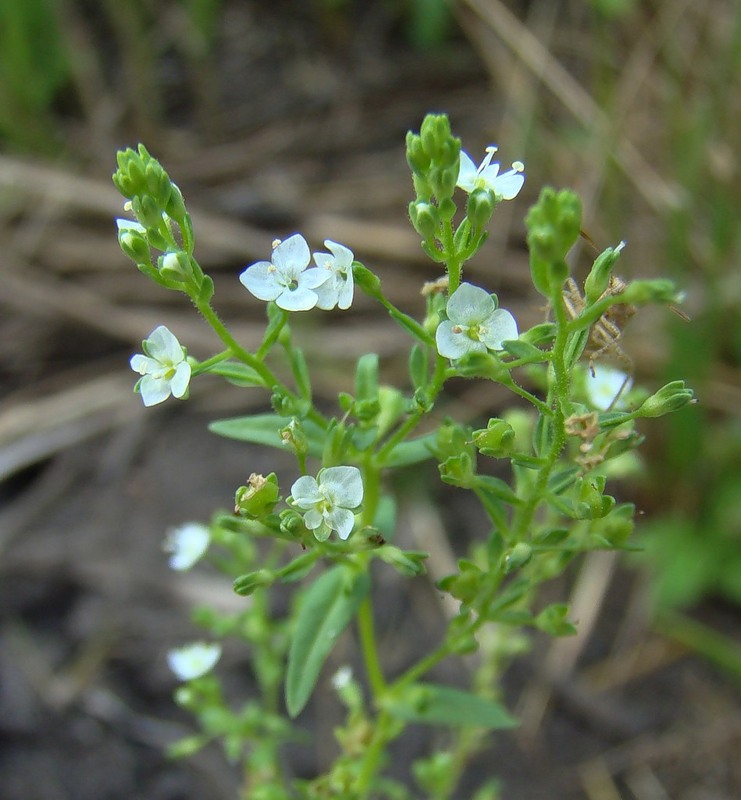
[193,297,327,429]
[375,355,447,465]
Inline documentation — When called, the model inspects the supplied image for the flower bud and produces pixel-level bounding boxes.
[584,241,625,304]
[466,187,496,229]
[117,220,150,264]
[471,418,516,458]
[638,380,695,417]
[352,263,383,300]
[278,418,309,458]
[621,279,681,306]
[503,542,533,573]
[233,568,274,596]
[159,251,192,283]
[409,200,439,239]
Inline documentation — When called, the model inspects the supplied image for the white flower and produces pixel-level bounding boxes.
[331,665,353,691]
[163,522,210,570]
[436,282,519,360]
[586,365,633,411]
[167,642,222,681]
[290,466,363,541]
[313,240,355,310]
[130,325,191,407]
[239,234,329,311]
[457,146,525,200]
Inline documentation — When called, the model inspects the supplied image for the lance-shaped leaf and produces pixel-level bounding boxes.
[384,683,517,729]
[286,566,370,718]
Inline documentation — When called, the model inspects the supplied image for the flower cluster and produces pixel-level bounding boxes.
[435,282,519,360]
[240,234,354,312]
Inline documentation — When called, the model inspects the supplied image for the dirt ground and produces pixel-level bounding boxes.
[1,2,739,798]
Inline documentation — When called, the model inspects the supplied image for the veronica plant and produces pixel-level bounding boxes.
[113,114,693,799]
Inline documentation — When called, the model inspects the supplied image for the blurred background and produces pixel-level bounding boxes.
[0,1,739,798]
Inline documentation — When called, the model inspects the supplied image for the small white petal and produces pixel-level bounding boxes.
[436,322,485,359]
[446,283,495,325]
[139,374,171,406]
[586,365,632,411]
[320,466,363,508]
[291,475,321,506]
[493,169,525,200]
[481,309,519,351]
[239,261,282,301]
[456,151,479,192]
[272,234,310,274]
[164,523,210,570]
[276,286,319,311]
[169,362,192,398]
[327,507,355,540]
[167,642,222,681]
[116,218,146,233]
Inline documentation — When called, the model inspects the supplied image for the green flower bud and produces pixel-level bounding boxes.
[503,542,533,573]
[405,131,430,176]
[118,225,151,264]
[234,472,280,518]
[591,502,635,548]
[584,241,626,304]
[526,188,581,297]
[471,418,516,458]
[466,187,496,230]
[409,200,439,239]
[439,452,476,488]
[638,380,695,417]
[352,263,383,300]
[279,508,305,538]
[278,417,308,458]
[159,251,193,283]
[621,279,681,306]
[574,476,615,519]
[233,568,274,596]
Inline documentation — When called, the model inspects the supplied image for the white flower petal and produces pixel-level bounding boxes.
[169,362,192,398]
[324,240,354,267]
[130,353,155,375]
[164,522,210,570]
[276,286,318,311]
[303,508,324,530]
[456,151,478,192]
[291,475,321,506]
[167,642,222,681]
[481,309,519,351]
[446,283,495,325]
[494,169,525,200]
[436,322,485,359]
[586,365,632,411]
[147,325,183,363]
[139,374,172,406]
[298,268,331,290]
[239,262,282,301]
[326,507,355,540]
[116,218,146,233]
[320,466,363,508]
[272,234,310,275]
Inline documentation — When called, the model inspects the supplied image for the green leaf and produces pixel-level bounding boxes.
[386,684,517,729]
[381,432,438,467]
[206,362,265,387]
[209,414,325,457]
[285,566,370,718]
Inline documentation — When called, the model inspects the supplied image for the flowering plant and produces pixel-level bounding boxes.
[113,114,693,798]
